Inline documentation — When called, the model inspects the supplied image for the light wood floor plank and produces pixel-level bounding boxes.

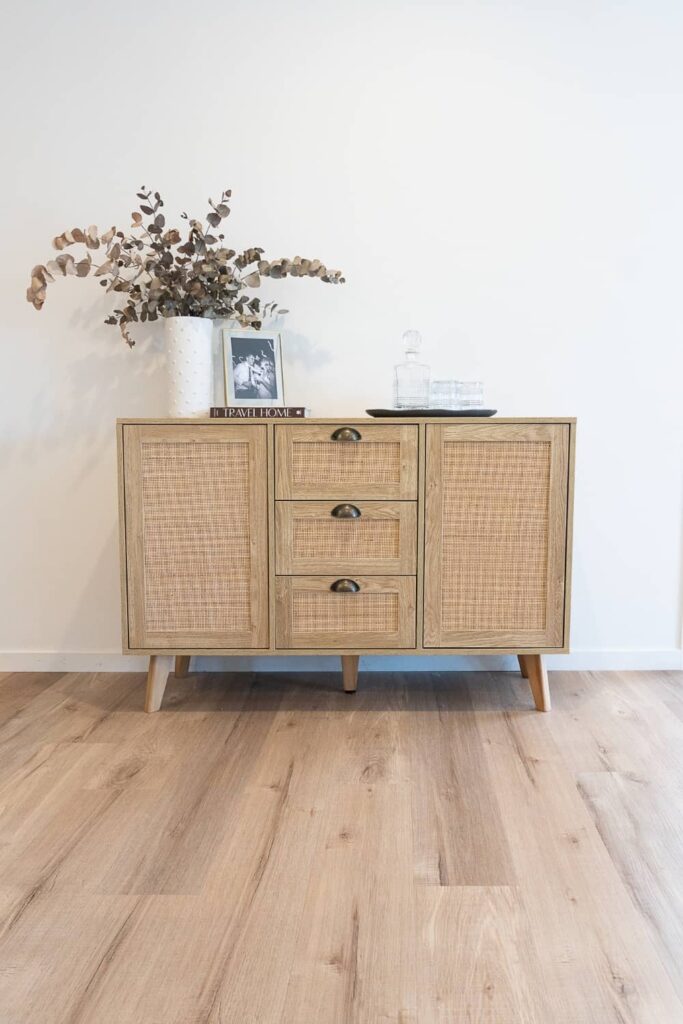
[0,669,682,1023]
[473,671,683,1023]
[406,672,515,885]
[203,679,373,1023]
[577,769,683,1003]
[283,777,417,1022]
[416,885,543,1023]
[0,671,66,724]
[52,676,281,896]
[548,669,683,786]
[0,890,140,1024]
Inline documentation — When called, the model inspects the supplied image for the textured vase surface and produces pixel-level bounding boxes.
[164,316,213,417]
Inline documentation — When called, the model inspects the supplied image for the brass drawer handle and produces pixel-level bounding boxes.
[331,503,361,519]
[330,579,360,593]
[331,427,361,442]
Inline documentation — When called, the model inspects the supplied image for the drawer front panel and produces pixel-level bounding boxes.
[275,424,418,499]
[276,501,417,574]
[276,576,416,649]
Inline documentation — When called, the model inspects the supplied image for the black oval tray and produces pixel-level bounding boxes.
[366,408,497,418]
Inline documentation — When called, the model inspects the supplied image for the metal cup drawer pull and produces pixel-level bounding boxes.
[330,503,361,519]
[330,579,361,593]
[330,427,361,442]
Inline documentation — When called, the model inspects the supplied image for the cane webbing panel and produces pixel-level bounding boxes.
[141,441,252,633]
[291,592,399,633]
[291,442,400,488]
[441,441,551,631]
[292,519,400,561]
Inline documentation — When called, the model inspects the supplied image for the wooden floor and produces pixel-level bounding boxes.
[1,669,682,1023]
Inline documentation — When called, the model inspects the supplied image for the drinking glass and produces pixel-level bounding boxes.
[429,380,459,409]
[456,381,484,409]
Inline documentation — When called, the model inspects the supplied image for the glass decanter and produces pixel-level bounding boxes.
[393,330,430,409]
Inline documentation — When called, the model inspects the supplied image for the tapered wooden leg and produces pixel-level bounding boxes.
[175,656,191,678]
[525,654,551,712]
[517,655,530,679]
[145,655,173,713]
[341,655,359,694]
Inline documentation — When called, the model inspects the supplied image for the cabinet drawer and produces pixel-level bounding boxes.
[275,424,418,499]
[276,500,417,574]
[276,576,416,649]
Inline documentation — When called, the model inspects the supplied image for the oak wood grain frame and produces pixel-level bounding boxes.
[119,417,576,425]
[116,422,131,650]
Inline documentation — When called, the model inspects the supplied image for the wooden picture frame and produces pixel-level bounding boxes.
[222,329,284,407]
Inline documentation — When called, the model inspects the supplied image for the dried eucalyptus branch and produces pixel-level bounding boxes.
[27,188,345,346]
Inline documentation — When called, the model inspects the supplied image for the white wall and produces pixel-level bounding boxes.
[1,0,682,671]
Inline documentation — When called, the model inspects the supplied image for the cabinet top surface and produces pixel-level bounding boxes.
[118,416,576,425]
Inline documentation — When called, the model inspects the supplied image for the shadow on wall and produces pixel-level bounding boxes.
[211,321,330,406]
[62,300,166,482]
[60,522,124,654]
[282,330,333,372]
[5,294,166,486]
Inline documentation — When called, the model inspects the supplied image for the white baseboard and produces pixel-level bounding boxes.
[1,649,681,673]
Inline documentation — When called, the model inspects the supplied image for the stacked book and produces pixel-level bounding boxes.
[210,407,308,419]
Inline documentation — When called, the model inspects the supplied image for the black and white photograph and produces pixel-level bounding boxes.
[223,330,284,407]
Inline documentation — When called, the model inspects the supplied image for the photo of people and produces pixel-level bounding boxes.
[223,332,284,406]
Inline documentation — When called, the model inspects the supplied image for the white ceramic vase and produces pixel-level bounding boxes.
[164,316,213,417]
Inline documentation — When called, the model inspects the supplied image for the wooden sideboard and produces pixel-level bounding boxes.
[117,417,575,712]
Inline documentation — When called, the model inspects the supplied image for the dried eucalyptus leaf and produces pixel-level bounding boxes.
[56,253,75,271]
[26,184,344,336]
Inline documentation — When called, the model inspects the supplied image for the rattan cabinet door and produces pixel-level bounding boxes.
[275,424,418,499]
[123,424,268,649]
[424,423,570,648]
